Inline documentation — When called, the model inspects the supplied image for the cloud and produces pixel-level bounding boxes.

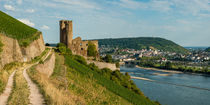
[53,0,100,10]
[18,19,35,27]
[112,0,172,12]
[26,9,35,13]
[112,0,210,15]
[27,0,100,11]
[17,0,22,5]
[41,25,50,30]
[4,5,15,11]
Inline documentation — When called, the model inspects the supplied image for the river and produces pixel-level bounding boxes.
[120,66,210,105]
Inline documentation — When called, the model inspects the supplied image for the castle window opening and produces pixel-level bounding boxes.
[86,44,88,46]
[80,43,82,46]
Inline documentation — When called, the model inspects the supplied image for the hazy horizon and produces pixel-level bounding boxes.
[0,0,210,47]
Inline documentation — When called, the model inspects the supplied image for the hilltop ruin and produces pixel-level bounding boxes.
[60,20,98,57]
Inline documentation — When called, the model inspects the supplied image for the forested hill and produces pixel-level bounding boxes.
[97,37,189,54]
[206,47,210,52]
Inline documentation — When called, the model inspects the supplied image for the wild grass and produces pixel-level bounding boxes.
[0,70,11,94]
[0,62,23,94]
[27,54,82,105]
[0,36,3,53]
[30,48,50,63]
[65,55,156,105]
[0,11,40,47]
[7,68,30,105]
[53,53,130,105]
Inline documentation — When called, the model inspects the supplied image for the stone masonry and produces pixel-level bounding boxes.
[60,20,98,57]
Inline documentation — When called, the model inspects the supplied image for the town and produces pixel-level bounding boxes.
[99,45,210,70]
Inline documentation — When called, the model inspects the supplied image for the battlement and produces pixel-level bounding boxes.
[60,20,73,47]
[59,20,99,57]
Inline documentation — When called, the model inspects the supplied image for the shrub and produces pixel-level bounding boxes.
[87,41,97,57]
[73,55,87,65]
[104,54,112,63]
[64,55,155,105]
[115,62,120,68]
[57,43,66,54]
[45,43,50,46]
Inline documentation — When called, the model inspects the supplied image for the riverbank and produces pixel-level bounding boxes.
[121,66,210,105]
[136,65,183,74]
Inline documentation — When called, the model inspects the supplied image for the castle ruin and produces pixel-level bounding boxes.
[60,20,98,57]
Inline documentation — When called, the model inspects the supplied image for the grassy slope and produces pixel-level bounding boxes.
[97,37,189,54]
[28,53,132,105]
[65,55,156,105]
[0,62,23,94]
[7,68,30,105]
[0,11,40,46]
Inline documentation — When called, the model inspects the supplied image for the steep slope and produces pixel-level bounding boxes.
[0,11,45,69]
[26,50,157,105]
[97,37,189,54]
[0,11,39,46]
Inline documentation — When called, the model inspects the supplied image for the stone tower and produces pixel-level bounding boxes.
[60,20,73,47]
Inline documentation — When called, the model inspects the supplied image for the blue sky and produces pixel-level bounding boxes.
[0,0,210,46]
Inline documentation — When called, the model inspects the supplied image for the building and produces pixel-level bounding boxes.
[60,20,98,57]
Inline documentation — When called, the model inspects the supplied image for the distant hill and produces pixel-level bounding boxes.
[205,47,210,52]
[97,37,189,54]
[0,10,40,46]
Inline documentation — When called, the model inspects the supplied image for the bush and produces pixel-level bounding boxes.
[57,43,66,54]
[64,55,155,105]
[115,62,120,68]
[87,41,97,57]
[104,54,112,63]
[45,43,50,46]
[73,55,87,65]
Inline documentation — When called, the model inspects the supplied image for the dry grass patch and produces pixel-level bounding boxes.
[0,62,23,94]
[7,67,30,105]
[28,66,84,105]
[52,53,131,105]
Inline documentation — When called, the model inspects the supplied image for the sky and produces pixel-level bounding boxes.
[0,0,210,47]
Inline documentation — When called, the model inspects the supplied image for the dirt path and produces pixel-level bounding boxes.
[0,48,51,105]
[0,71,16,105]
[22,48,51,105]
[23,68,44,105]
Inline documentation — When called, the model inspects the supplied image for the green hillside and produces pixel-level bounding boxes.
[205,47,210,52]
[97,37,189,54]
[0,11,40,46]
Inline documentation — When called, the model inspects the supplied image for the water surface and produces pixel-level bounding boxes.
[120,66,210,105]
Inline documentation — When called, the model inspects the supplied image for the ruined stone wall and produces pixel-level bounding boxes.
[59,20,99,57]
[36,52,55,77]
[0,33,45,69]
[0,34,23,69]
[60,20,73,47]
[70,37,99,57]
[87,60,120,71]
[71,37,88,56]
[21,34,45,61]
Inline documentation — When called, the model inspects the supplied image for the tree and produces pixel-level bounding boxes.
[115,62,120,68]
[45,43,50,46]
[165,62,173,69]
[104,54,112,63]
[58,43,66,54]
[125,72,131,79]
[66,48,72,55]
[87,41,97,57]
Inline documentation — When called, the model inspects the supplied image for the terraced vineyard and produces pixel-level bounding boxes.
[0,11,40,46]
